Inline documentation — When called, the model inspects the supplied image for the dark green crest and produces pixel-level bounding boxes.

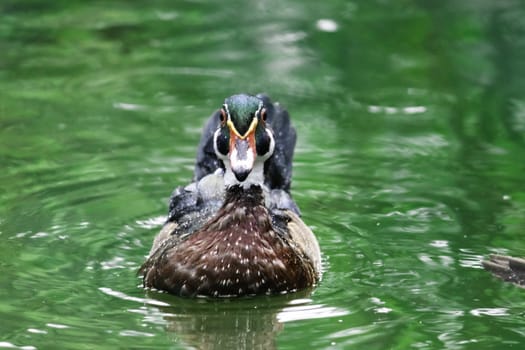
[224,94,262,135]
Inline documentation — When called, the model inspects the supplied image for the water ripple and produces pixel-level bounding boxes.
[99,287,170,307]
[277,303,349,323]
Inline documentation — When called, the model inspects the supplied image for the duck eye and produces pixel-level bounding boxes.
[219,108,227,124]
[260,108,267,122]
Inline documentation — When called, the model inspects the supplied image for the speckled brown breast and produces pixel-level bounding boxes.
[141,185,317,297]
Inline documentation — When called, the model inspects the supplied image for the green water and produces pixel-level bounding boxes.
[2,0,525,349]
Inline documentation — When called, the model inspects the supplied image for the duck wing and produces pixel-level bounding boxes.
[482,254,525,288]
[193,109,223,182]
[257,94,297,192]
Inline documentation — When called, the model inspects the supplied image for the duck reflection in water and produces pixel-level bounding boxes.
[143,290,315,350]
[137,288,349,350]
[139,94,322,297]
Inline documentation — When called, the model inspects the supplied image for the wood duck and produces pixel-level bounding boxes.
[483,254,525,288]
[140,94,321,297]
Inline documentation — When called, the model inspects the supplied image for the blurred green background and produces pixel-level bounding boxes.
[1,1,525,349]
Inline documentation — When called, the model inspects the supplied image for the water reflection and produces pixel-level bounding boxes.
[116,289,348,350]
[162,303,282,350]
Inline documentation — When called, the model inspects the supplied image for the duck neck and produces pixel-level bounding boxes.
[224,184,265,207]
[223,159,266,189]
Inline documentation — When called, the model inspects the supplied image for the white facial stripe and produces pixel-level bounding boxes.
[213,129,219,155]
[259,127,275,160]
[213,128,231,162]
[223,103,231,121]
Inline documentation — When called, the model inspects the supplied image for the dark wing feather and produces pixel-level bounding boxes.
[482,254,525,288]
[257,94,297,192]
[193,110,224,182]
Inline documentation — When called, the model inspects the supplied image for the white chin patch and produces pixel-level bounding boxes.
[230,146,254,175]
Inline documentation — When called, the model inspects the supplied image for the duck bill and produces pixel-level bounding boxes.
[227,117,259,182]
[229,133,256,182]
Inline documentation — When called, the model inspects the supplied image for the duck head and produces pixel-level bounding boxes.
[213,94,275,187]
